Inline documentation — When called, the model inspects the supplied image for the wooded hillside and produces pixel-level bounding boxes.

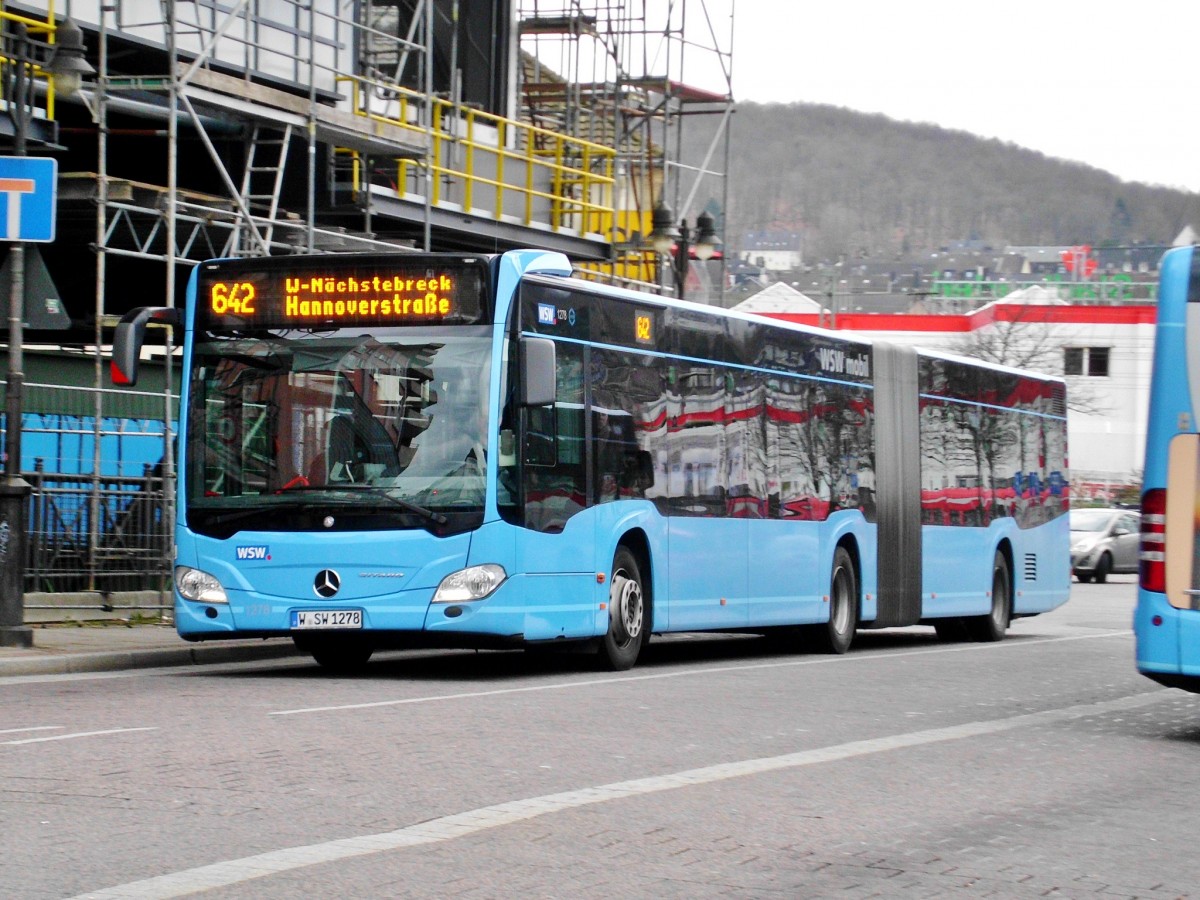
[681,102,1200,261]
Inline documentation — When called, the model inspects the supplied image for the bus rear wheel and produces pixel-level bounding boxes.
[599,546,648,671]
[965,551,1011,642]
[808,546,857,654]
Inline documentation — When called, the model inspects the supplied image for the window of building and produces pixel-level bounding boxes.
[1063,347,1110,377]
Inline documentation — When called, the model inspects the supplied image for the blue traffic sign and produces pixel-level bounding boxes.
[0,156,57,243]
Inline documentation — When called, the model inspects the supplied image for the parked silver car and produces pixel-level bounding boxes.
[1070,508,1140,583]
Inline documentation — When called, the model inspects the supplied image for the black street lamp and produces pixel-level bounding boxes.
[0,18,92,648]
[649,201,718,301]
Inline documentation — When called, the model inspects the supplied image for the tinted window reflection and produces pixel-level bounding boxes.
[919,357,1067,528]
[570,289,875,523]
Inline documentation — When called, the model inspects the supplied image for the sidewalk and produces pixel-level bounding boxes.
[0,623,303,676]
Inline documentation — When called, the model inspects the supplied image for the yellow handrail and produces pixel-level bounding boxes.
[336,74,617,238]
[0,7,63,122]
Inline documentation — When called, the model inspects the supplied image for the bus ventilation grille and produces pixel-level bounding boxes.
[1049,384,1067,417]
[1024,553,1038,581]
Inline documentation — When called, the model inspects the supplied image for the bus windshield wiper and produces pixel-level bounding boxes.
[198,504,302,529]
[283,484,448,525]
[198,488,447,528]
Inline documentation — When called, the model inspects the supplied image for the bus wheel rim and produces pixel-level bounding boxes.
[610,570,643,643]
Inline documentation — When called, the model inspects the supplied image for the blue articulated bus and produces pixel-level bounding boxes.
[112,249,1070,671]
[1135,244,1200,691]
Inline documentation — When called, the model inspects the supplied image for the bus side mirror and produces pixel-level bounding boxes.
[520,337,556,407]
[111,306,182,386]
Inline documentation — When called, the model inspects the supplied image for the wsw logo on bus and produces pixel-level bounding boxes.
[235,545,271,561]
[817,347,870,378]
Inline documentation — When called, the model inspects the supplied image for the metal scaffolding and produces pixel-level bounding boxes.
[0,0,733,599]
[517,0,735,294]
[5,0,732,299]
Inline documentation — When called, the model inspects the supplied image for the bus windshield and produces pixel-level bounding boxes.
[186,326,492,535]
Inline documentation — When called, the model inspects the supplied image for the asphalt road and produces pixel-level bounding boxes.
[2,574,1195,899]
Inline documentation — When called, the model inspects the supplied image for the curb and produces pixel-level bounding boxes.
[0,640,304,677]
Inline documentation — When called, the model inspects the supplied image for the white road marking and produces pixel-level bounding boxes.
[0,725,62,735]
[1,727,157,746]
[71,688,1169,899]
[271,631,1130,716]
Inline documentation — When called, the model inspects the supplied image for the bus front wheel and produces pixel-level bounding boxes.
[600,546,648,671]
[295,636,373,673]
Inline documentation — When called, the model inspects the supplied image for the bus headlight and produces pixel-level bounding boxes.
[432,564,506,603]
[175,566,229,604]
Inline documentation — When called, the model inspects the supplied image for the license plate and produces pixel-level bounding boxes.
[290,609,363,630]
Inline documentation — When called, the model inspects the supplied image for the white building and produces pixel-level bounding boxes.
[730,282,825,314]
[739,231,803,272]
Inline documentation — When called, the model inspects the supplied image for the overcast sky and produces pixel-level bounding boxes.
[715,1,1199,193]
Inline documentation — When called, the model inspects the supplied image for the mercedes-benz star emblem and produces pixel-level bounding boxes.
[313,569,341,598]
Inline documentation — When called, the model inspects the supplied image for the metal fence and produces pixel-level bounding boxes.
[1,380,176,596]
[25,462,171,594]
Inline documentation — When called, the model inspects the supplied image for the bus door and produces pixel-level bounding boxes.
[1164,434,1200,665]
[510,348,597,639]
[663,367,749,630]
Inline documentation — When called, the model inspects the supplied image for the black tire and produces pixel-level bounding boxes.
[295,636,373,673]
[934,617,969,642]
[599,546,649,671]
[1093,553,1112,584]
[965,551,1011,642]
[1075,571,1094,584]
[810,546,858,654]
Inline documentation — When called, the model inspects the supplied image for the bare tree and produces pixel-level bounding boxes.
[949,304,1108,416]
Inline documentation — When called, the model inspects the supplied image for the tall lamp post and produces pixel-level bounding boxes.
[0,18,92,648]
[649,201,718,301]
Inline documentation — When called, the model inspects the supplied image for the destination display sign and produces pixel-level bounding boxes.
[195,255,489,329]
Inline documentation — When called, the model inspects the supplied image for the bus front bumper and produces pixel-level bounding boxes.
[175,570,601,645]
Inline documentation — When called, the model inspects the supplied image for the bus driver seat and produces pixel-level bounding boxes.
[325,414,359,482]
